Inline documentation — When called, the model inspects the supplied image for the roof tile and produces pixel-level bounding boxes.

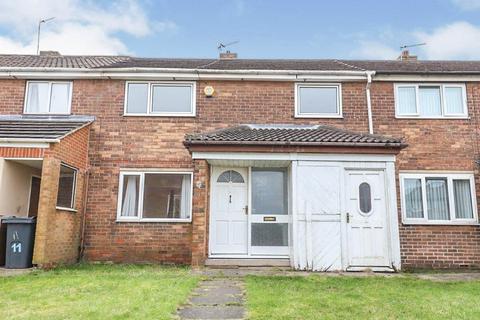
[185,124,404,148]
[0,115,94,141]
[1,54,480,74]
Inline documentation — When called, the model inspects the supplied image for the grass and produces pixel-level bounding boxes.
[0,264,199,320]
[3,265,479,320]
[245,275,480,320]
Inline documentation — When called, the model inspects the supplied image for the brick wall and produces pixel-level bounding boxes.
[372,82,480,269]
[73,80,371,264]
[0,78,479,269]
[33,126,91,267]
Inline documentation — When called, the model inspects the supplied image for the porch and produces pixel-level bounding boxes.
[0,115,93,268]
[186,124,406,271]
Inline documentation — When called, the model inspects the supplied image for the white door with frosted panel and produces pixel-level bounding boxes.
[210,168,248,255]
[250,168,289,256]
[345,170,390,268]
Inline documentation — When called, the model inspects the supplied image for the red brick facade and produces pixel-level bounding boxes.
[0,78,479,269]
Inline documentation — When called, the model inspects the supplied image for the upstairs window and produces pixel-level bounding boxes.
[24,81,72,114]
[295,84,342,118]
[400,173,477,225]
[125,82,196,116]
[395,84,467,118]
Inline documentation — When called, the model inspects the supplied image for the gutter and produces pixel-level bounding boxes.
[0,137,60,143]
[0,67,370,81]
[365,71,376,134]
[0,66,370,75]
[184,140,407,149]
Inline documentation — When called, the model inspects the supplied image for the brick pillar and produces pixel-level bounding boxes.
[32,157,61,266]
[191,159,209,267]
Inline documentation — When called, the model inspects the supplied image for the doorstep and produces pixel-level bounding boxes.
[205,258,291,268]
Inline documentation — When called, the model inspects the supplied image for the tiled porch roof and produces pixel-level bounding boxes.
[0,115,94,142]
[185,124,405,148]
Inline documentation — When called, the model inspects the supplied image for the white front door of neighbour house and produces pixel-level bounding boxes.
[210,167,249,255]
[249,168,289,256]
[345,170,391,268]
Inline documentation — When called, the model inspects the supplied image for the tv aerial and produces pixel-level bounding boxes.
[218,41,239,52]
[400,43,426,50]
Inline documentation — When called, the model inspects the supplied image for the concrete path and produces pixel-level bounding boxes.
[177,278,246,320]
[0,267,35,277]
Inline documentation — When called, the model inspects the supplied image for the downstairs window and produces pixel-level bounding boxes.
[400,173,477,224]
[117,171,192,221]
[56,164,77,210]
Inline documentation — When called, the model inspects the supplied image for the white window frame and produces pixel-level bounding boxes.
[400,172,478,225]
[56,163,77,211]
[24,81,73,115]
[394,83,468,119]
[294,83,342,118]
[123,81,196,117]
[116,170,193,222]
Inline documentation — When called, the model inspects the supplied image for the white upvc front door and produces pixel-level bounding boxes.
[345,169,390,268]
[209,166,290,257]
[210,167,249,255]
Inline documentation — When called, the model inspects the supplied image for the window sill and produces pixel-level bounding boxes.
[23,112,72,116]
[123,113,196,118]
[395,116,470,120]
[402,220,478,226]
[56,206,77,213]
[116,218,192,223]
[294,114,343,119]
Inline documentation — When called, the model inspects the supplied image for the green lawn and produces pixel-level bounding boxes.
[245,275,480,320]
[0,264,199,320]
[3,266,480,320]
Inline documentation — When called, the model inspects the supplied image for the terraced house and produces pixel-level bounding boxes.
[0,50,479,271]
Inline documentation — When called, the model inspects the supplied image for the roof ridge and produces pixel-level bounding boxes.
[333,59,367,71]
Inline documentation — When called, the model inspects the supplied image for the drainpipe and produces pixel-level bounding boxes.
[365,71,376,134]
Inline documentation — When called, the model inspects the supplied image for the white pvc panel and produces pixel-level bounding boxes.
[294,164,342,271]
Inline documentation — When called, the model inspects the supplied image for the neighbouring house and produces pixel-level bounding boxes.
[0,50,479,271]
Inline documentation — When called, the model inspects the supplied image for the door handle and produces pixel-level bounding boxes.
[346,212,350,223]
[244,205,248,215]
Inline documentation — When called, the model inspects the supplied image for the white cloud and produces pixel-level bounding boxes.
[354,41,399,60]
[0,0,176,55]
[414,21,480,59]
[352,21,480,60]
[452,0,480,10]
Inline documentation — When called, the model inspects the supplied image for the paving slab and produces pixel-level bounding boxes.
[177,277,246,319]
[178,306,244,319]
[189,292,243,305]
[192,286,243,296]
[0,267,35,277]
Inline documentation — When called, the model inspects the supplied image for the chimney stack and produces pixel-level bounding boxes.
[397,49,417,61]
[219,50,237,60]
[39,50,61,57]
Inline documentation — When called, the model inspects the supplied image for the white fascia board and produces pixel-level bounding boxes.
[374,74,480,82]
[192,152,396,162]
[0,67,370,82]
[0,140,51,148]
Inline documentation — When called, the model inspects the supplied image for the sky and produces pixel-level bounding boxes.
[1,0,480,60]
